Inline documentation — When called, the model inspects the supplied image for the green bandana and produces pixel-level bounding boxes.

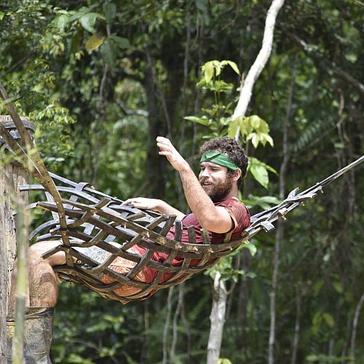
[200,150,239,171]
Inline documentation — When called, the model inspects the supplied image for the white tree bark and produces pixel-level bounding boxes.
[207,272,227,364]
[206,1,286,362]
[232,0,286,135]
[350,292,364,363]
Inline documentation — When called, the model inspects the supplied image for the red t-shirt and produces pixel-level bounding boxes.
[133,197,250,283]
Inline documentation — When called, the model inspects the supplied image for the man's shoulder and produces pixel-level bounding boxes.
[215,197,244,208]
[216,197,250,227]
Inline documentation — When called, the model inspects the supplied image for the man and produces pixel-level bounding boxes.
[7,136,250,363]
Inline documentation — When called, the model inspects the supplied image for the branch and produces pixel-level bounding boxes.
[232,0,285,139]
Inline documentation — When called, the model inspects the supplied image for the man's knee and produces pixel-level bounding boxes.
[28,241,65,267]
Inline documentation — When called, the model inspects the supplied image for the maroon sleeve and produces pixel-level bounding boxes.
[219,199,250,234]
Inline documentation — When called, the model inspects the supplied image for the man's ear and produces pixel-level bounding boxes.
[232,168,242,182]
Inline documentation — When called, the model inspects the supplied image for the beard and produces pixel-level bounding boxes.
[201,176,234,202]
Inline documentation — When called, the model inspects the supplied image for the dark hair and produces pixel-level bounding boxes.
[200,137,248,185]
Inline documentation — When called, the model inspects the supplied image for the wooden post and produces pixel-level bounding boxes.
[0,115,31,363]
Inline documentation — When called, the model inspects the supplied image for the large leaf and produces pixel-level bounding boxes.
[248,157,272,189]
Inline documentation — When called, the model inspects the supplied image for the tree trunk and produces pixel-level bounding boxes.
[206,1,286,361]
[350,291,364,363]
[268,62,295,364]
[290,290,301,364]
[0,161,28,362]
[207,272,227,364]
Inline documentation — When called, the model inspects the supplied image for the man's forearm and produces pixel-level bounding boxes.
[178,167,218,225]
[156,200,185,220]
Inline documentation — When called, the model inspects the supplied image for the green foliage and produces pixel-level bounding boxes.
[228,115,274,148]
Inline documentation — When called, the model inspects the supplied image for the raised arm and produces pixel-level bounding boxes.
[156,136,234,234]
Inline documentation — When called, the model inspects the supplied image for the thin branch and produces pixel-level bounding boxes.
[233,0,285,139]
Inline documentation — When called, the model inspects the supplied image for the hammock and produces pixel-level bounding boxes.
[1,89,364,303]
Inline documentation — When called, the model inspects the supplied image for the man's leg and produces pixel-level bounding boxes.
[7,241,66,364]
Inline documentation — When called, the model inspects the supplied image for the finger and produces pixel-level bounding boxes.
[156,136,169,143]
[157,146,172,152]
[158,151,173,158]
[157,137,173,148]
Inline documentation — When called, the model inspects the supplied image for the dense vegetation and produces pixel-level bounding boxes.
[1,1,364,363]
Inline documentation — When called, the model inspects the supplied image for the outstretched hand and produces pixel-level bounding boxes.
[156,136,189,172]
[123,197,161,211]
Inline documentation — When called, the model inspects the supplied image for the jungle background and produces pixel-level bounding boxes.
[1,0,364,363]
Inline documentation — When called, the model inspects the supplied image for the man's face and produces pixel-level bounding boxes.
[199,162,233,202]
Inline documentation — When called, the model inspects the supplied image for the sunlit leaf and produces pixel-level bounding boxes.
[85,34,104,51]
[249,157,269,189]
[242,242,257,256]
[184,115,211,126]
[202,62,215,83]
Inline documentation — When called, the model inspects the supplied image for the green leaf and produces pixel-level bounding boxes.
[202,62,215,83]
[184,115,211,126]
[243,194,280,209]
[242,242,257,256]
[248,157,271,189]
[100,39,115,68]
[262,133,274,147]
[322,313,335,328]
[79,13,103,33]
[103,2,117,24]
[109,35,130,49]
[218,359,233,364]
[249,115,261,129]
[249,133,259,148]
[228,118,240,138]
[0,11,5,21]
[54,14,71,32]
[221,60,240,75]
[85,34,104,51]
